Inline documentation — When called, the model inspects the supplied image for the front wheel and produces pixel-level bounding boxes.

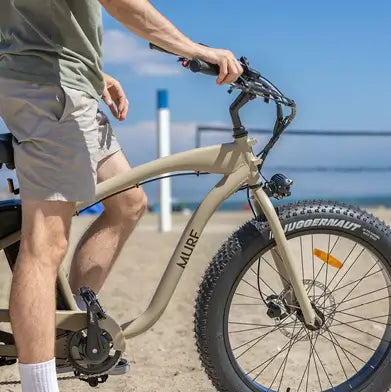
[195,201,391,392]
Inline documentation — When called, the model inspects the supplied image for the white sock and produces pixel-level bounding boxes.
[19,358,59,392]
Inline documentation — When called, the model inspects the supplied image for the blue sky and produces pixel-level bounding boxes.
[1,1,390,202]
[101,0,391,202]
[102,0,391,129]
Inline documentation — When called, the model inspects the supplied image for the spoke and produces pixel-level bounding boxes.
[305,346,311,392]
[338,294,391,313]
[251,266,278,296]
[317,268,384,303]
[241,278,262,294]
[329,330,375,352]
[331,262,377,314]
[325,328,358,373]
[319,261,378,332]
[234,292,264,301]
[300,236,304,281]
[274,318,299,391]
[312,234,315,299]
[332,316,391,343]
[321,330,364,366]
[316,246,365,306]
[250,325,305,380]
[262,254,290,286]
[315,241,358,298]
[233,317,296,359]
[307,235,340,295]
[229,325,277,334]
[304,329,334,390]
[334,310,391,326]
[323,235,332,310]
[335,284,391,309]
[232,330,273,352]
[311,334,323,391]
[229,321,274,327]
[296,331,318,392]
[331,313,391,327]
[327,327,349,381]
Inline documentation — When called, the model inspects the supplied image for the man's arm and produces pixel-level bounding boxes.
[98,0,242,85]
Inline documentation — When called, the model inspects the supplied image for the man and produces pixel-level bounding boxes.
[0,1,243,391]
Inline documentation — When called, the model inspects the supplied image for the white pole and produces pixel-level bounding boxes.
[157,90,172,232]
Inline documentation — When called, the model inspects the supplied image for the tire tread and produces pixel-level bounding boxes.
[194,200,391,392]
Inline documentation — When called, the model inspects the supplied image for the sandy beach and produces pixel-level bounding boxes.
[0,207,390,392]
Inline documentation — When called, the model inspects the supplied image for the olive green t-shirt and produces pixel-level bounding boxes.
[0,0,104,100]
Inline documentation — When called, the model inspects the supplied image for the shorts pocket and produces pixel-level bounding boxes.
[56,86,69,122]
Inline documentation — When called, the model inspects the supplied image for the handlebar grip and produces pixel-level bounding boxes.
[188,59,220,76]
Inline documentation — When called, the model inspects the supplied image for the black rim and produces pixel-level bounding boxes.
[223,228,391,392]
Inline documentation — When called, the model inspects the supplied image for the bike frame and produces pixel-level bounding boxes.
[0,134,316,359]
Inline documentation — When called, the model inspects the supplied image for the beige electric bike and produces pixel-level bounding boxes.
[0,46,390,392]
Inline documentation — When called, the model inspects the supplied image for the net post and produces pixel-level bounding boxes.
[157,90,172,232]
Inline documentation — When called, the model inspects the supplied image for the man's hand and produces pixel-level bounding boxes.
[196,47,243,85]
[102,73,129,121]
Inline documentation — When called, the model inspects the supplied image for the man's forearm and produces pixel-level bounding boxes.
[99,0,204,59]
[99,0,243,84]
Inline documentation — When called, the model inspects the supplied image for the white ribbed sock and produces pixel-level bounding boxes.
[19,358,59,392]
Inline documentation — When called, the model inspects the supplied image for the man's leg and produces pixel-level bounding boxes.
[69,150,147,293]
[10,199,75,391]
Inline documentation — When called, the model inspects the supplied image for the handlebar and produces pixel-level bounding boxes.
[149,42,296,165]
[148,43,293,104]
[149,43,220,76]
[187,58,220,76]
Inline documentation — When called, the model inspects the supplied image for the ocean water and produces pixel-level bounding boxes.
[1,168,390,212]
[1,131,390,211]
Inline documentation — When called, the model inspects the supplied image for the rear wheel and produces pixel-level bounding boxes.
[195,201,391,392]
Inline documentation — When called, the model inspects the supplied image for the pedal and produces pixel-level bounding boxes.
[78,374,109,388]
[57,358,130,376]
[79,287,106,319]
[107,358,130,376]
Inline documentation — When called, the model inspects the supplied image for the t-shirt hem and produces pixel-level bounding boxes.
[0,68,101,101]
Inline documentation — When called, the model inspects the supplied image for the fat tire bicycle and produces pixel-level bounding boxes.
[0,45,390,392]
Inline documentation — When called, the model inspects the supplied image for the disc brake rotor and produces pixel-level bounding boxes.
[277,279,336,340]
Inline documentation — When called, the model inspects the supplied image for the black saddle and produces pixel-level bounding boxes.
[0,133,14,169]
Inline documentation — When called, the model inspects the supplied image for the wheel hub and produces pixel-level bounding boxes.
[268,279,336,340]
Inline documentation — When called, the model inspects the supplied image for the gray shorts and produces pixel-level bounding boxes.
[0,77,121,202]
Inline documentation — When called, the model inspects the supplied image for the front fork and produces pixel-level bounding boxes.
[250,186,317,327]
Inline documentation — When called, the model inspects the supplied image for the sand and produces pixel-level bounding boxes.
[0,207,390,392]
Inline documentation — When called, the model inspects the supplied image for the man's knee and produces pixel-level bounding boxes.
[104,187,148,225]
[19,228,69,271]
